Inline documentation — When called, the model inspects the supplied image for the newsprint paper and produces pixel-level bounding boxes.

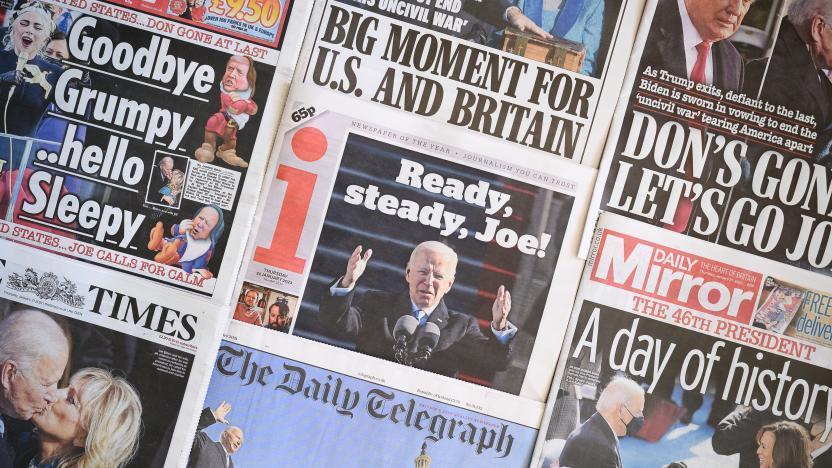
[0,0,311,303]
[533,213,832,468]
[589,0,832,274]
[195,326,545,466]
[0,236,223,467]
[227,108,594,401]
[284,0,645,165]
[185,100,596,465]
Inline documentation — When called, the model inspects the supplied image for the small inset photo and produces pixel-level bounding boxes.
[752,277,806,334]
[233,282,298,333]
[146,153,189,209]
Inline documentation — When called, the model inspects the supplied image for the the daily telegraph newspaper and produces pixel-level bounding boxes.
[591,0,832,275]
[285,0,644,165]
[0,0,311,302]
[533,213,832,468]
[0,236,221,467]
[194,324,543,466]
[228,109,595,401]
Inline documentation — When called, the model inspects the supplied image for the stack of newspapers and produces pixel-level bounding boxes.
[1,0,830,466]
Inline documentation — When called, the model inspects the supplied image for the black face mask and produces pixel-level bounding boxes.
[621,405,645,436]
[43,55,68,70]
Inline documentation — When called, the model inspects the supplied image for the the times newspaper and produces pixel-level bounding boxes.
[0,237,221,467]
[589,0,832,275]
[195,325,544,466]
[0,0,311,303]
[283,0,645,165]
[533,213,832,468]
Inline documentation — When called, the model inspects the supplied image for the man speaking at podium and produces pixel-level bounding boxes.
[319,241,516,378]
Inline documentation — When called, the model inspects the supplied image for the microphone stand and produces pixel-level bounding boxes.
[4,52,29,207]
[393,337,409,364]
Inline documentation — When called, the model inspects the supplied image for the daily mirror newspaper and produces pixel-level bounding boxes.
[285,0,645,165]
[0,236,223,467]
[226,108,595,401]
[190,325,544,466]
[0,0,311,303]
[590,0,832,274]
[533,213,832,468]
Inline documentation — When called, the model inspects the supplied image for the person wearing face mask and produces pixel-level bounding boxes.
[0,1,63,137]
[34,30,88,144]
[14,367,143,468]
[558,376,645,468]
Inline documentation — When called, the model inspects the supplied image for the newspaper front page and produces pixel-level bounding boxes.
[234,109,595,401]
[0,1,316,467]
[0,236,222,467]
[589,0,832,274]
[0,0,310,303]
[184,83,596,464]
[194,326,544,466]
[534,213,832,468]
[284,0,645,165]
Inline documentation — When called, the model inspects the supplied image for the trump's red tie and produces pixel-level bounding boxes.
[665,41,711,233]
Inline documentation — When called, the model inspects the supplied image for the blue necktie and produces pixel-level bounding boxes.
[412,310,428,327]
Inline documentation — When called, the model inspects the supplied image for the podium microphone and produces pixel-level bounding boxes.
[412,322,440,364]
[4,52,29,134]
[392,315,418,364]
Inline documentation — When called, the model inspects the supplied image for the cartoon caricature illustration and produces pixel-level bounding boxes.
[147,204,225,278]
[194,55,258,168]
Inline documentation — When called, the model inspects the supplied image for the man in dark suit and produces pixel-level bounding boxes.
[559,377,645,468]
[0,310,69,468]
[149,156,174,198]
[319,241,515,378]
[613,0,751,234]
[759,0,832,144]
[188,401,243,468]
[641,0,749,92]
[808,413,832,467]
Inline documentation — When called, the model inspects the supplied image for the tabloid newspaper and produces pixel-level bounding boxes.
[0,0,317,467]
[533,213,832,468]
[282,0,645,165]
[0,0,311,303]
[589,0,832,275]
[0,236,223,467]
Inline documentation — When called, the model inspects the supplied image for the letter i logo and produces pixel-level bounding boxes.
[254,126,328,272]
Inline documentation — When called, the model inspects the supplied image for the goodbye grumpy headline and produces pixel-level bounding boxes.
[10,16,211,249]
